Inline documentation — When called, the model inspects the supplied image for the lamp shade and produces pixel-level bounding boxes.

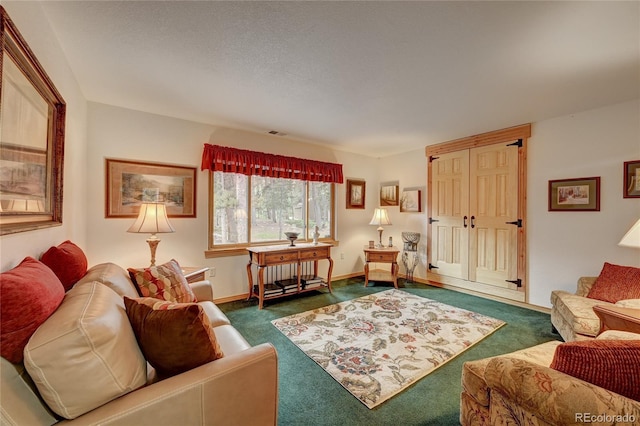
[619,218,640,248]
[369,208,392,226]
[127,203,175,235]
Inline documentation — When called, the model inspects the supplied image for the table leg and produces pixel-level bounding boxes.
[258,266,265,309]
[326,257,334,293]
[246,261,254,301]
[392,262,398,288]
[364,261,370,287]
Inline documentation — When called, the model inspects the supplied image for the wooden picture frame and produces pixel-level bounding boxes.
[106,159,196,218]
[346,179,365,209]
[0,7,66,235]
[380,182,399,206]
[400,188,422,212]
[623,160,640,198]
[548,177,600,211]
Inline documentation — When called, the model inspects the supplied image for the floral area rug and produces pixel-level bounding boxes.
[271,289,505,409]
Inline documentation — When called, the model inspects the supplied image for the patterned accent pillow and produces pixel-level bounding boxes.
[586,262,640,303]
[127,259,197,303]
[550,339,640,401]
[124,297,223,377]
[40,240,88,291]
[0,257,65,363]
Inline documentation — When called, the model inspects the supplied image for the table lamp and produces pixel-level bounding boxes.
[619,218,640,248]
[369,207,391,247]
[127,202,175,266]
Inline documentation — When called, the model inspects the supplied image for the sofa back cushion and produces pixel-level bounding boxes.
[75,262,139,298]
[0,257,65,363]
[24,281,147,419]
[40,240,88,291]
[587,262,640,303]
[550,339,640,401]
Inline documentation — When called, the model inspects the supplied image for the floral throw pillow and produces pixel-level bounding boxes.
[127,259,197,303]
[586,262,640,303]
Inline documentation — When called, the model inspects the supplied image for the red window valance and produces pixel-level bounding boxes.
[201,144,344,184]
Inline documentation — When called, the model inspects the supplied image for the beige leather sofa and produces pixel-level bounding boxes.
[460,330,640,426]
[551,276,640,341]
[1,263,278,426]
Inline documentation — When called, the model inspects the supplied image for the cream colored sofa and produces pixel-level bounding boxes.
[461,330,640,426]
[1,263,278,426]
[551,276,640,341]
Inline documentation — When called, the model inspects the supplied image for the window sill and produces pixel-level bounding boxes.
[204,239,340,258]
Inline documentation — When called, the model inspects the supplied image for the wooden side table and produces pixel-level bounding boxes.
[182,266,209,283]
[593,305,640,335]
[363,246,400,288]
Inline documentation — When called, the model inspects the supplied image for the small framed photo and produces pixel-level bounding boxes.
[400,189,422,212]
[548,177,600,212]
[380,182,399,206]
[623,160,640,198]
[346,179,366,209]
[106,158,197,218]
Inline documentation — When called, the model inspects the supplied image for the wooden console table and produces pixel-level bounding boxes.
[246,243,333,309]
[593,305,640,335]
[363,246,400,288]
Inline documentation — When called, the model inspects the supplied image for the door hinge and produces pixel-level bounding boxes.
[506,139,523,148]
[505,278,522,288]
[429,217,439,224]
[429,155,440,162]
[505,219,523,227]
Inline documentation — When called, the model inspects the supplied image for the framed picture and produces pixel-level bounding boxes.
[548,177,600,211]
[380,182,399,206]
[400,189,422,212]
[623,160,640,198]
[106,159,197,218]
[346,179,366,209]
[0,7,66,235]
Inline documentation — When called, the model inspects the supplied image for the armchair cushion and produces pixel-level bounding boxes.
[128,259,197,303]
[124,297,224,378]
[550,339,640,401]
[587,262,640,303]
[0,257,65,363]
[39,240,88,290]
[24,281,147,419]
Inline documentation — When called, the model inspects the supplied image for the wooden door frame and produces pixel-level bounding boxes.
[425,124,531,302]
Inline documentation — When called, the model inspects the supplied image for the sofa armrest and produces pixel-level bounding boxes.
[576,276,598,297]
[484,357,640,425]
[615,298,640,309]
[190,280,213,302]
[62,343,278,426]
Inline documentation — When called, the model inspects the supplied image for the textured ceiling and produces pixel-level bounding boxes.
[39,1,640,157]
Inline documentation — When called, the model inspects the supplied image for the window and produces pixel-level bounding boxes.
[212,172,334,247]
[202,144,342,255]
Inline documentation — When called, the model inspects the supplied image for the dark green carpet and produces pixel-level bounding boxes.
[219,278,560,426]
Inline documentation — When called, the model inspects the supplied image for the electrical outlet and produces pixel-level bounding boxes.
[340,252,345,260]
[209,267,216,277]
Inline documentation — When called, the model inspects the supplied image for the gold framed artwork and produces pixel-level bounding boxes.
[106,159,196,218]
[548,176,600,212]
[380,182,399,206]
[623,160,640,198]
[0,7,66,235]
[400,189,422,212]
[346,179,365,209]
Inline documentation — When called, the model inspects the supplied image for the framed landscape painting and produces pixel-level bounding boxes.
[400,189,422,212]
[380,182,399,206]
[548,176,600,212]
[346,179,365,209]
[624,160,640,198]
[106,159,196,218]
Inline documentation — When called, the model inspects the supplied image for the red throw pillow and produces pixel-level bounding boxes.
[123,297,223,377]
[587,262,640,303]
[40,240,88,291]
[127,259,197,303]
[0,257,65,363]
[550,339,640,401]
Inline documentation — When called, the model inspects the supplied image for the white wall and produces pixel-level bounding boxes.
[528,100,640,307]
[1,2,88,271]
